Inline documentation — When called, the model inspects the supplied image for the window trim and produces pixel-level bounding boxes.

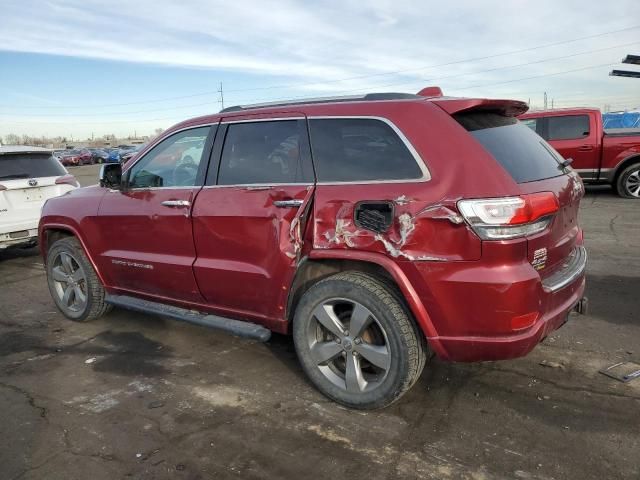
[307,115,431,185]
[208,117,315,187]
[123,123,216,191]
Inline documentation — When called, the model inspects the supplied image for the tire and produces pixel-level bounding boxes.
[46,237,111,322]
[616,162,640,199]
[293,271,427,409]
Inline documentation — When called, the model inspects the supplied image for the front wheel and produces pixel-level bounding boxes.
[46,237,111,321]
[293,271,427,409]
[616,162,640,199]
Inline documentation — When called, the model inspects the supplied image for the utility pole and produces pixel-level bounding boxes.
[551,98,554,109]
[218,82,225,110]
[543,92,548,109]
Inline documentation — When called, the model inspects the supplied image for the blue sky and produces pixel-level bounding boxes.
[1,0,639,139]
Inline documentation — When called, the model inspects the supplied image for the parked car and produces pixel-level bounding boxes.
[57,150,81,167]
[120,145,145,163]
[89,148,109,164]
[75,148,93,165]
[519,108,640,198]
[1,146,79,249]
[39,89,588,409]
[105,149,122,163]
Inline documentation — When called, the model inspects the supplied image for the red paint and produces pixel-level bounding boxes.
[40,92,586,362]
[519,107,640,184]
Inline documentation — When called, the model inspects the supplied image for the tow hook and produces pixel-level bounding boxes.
[574,297,589,315]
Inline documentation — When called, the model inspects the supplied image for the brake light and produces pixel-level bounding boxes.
[56,174,80,188]
[458,192,558,240]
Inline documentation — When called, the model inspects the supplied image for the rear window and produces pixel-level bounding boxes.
[0,153,67,180]
[218,120,313,185]
[308,118,424,182]
[454,112,565,184]
[547,115,590,140]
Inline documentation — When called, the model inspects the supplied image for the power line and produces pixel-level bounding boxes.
[1,24,639,110]
[1,62,623,126]
[6,41,638,118]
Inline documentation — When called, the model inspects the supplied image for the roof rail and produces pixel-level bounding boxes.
[220,92,422,113]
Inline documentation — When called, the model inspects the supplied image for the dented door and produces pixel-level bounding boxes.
[191,115,315,325]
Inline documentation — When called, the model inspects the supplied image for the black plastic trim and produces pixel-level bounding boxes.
[105,294,271,342]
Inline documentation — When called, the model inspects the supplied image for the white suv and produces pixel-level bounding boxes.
[0,146,79,249]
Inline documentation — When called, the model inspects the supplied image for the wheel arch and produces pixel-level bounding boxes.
[40,224,107,286]
[611,153,640,185]
[288,249,443,355]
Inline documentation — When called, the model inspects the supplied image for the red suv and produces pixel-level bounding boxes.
[39,89,587,409]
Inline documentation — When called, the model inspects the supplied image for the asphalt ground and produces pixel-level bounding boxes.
[1,164,638,479]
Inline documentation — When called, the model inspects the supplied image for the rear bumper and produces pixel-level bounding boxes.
[432,275,585,361]
[400,242,587,362]
[0,220,40,248]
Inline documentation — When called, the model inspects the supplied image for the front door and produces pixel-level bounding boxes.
[96,125,215,302]
[191,115,315,326]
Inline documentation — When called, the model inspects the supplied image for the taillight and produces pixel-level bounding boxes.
[56,174,80,188]
[458,192,559,240]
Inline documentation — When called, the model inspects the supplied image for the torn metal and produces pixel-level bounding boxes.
[315,196,474,261]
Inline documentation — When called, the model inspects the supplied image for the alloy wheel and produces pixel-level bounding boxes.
[306,298,391,393]
[625,170,640,197]
[50,251,88,313]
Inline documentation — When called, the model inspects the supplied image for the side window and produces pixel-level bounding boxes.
[128,126,211,188]
[218,120,313,185]
[547,115,590,141]
[308,118,424,182]
[520,118,538,133]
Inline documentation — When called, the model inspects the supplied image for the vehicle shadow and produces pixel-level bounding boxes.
[263,332,308,382]
[0,245,40,263]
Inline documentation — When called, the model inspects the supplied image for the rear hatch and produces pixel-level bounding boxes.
[452,107,582,278]
[0,152,75,233]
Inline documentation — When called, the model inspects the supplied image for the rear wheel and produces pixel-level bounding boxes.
[293,271,427,409]
[46,237,111,321]
[616,162,640,199]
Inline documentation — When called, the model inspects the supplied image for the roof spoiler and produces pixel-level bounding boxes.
[430,98,529,117]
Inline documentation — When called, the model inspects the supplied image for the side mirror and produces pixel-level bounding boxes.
[99,163,123,189]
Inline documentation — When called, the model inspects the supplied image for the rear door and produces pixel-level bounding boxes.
[191,113,314,325]
[96,126,214,302]
[542,114,599,181]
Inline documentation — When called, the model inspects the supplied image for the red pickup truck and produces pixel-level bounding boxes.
[519,108,640,198]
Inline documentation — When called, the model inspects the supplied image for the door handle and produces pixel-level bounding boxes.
[161,200,191,208]
[273,199,303,208]
[577,145,593,152]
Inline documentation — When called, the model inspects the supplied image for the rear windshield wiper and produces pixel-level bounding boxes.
[559,157,574,169]
[0,173,30,180]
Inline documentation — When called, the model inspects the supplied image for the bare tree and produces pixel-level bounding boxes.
[4,133,21,145]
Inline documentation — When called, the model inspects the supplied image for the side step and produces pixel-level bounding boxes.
[105,294,271,342]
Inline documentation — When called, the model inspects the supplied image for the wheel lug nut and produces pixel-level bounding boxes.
[335,338,341,344]
[343,331,349,337]
[354,338,361,345]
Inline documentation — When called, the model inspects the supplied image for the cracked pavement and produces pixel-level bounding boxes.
[0,166,639,479]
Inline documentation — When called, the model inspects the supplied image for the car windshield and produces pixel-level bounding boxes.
[0,153,67,178]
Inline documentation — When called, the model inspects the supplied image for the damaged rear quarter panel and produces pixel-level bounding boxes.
[313,183,482,262]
